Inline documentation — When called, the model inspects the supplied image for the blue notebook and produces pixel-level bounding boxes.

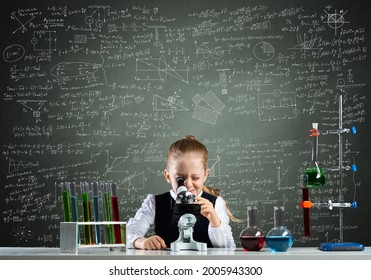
[319,242,365,251]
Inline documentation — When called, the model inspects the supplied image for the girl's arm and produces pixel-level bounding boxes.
[126,194,156,248]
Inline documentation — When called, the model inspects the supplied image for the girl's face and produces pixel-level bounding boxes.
[164,152,209,196]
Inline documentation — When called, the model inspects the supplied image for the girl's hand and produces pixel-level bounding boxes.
[134,235,167,250]
[194,196,221,228]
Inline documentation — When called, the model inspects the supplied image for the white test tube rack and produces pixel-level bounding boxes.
[60,221,126,254]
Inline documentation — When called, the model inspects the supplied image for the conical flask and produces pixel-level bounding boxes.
[265,206,293,252]
[239,206,265,251]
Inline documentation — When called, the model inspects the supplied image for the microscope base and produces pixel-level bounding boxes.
[171,213,207,252]
[171,239,207,252]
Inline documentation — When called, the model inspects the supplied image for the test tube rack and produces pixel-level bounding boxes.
[60,221,126,254]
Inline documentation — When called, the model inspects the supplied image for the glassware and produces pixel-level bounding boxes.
[92,182,101,244]
[304,163,326,188]
[103,182,114,244]
[239,206,265,251]
[81,182,94,245]
[111,182,122,244]
[61,182,71,222]
[305,123,326,188]
[265,206,293,252]
[70,182,78,222]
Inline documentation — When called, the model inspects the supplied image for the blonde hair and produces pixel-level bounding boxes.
[167,135,239,223]
[167,135,208,168]
[203,186,240,223]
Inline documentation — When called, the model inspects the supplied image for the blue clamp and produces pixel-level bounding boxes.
[351,164,357,172]
[351,126,357,135]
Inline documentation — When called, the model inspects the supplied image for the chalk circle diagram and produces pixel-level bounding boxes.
[10,224,34,243]
[337,78,346,92]
[85,16,104,29]
[253,41,275,61]
[136,55,189,83]
[3,44,25,62]
[324,10,349,35]
[50,62,99,78]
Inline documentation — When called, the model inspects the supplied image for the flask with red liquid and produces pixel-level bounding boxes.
[239,206,265,251]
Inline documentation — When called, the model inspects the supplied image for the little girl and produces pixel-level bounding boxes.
[127,135,236,250]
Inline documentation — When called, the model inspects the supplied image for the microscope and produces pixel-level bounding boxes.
[170,177,207,252]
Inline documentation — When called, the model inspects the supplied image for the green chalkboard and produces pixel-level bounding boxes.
[0,0,370,247]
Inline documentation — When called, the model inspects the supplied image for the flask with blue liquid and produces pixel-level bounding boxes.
[265,206,293,252]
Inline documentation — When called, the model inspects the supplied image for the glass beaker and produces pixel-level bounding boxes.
[265,206,293,252]
[239,206,265,251]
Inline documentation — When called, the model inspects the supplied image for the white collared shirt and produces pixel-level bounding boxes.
[127,189,236,249]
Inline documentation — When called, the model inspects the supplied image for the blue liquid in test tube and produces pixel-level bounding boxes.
[70,182,78,222]
[92,182,101,244]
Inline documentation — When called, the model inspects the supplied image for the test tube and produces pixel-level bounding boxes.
[102,182,114,244]
[92,182,101,244]
[111,182,122,244]
[70,182,78,222]
[61,182,71,222]
[81,182,93,245]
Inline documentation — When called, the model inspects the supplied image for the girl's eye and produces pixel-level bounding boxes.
[192,177,200,180]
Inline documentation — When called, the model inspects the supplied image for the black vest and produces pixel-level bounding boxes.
[154,191,217,248]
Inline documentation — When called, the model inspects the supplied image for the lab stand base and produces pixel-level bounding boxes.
[319,242,364,251]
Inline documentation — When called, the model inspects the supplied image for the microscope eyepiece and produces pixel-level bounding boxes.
[176,177,185,187]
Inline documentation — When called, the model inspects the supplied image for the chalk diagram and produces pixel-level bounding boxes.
[290,32,322,59]
[324,9,349,35]
[192,91,225,125]
[74,34,88,44]
[50,57,107,85]
[217,68,230,95]
[277,166,294,191]
[258,89,299,121]
[336,70,366,92]
[101,111,112,130]
[11,12,35,34]
[104,150,130,176]
[17,100,47,123]
[253,41,275,61]
[3,44,25,63]
[8,157,39,173]
[10,224,35,243]
[85,7,107,31]
[152,94,189,112]
[149,25,166,48]
[135,55,189,84]
[31,31,57,51]
[195,41,227,59]
[208,156,228,178]
[119,171,146,190]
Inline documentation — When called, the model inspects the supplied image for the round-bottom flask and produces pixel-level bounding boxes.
[304,166,326,188]
[239,206,265,251]
[265,206,293,252]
